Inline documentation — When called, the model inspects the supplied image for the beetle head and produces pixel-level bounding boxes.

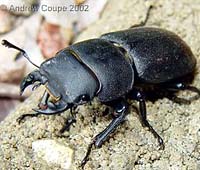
[20,70,47,95]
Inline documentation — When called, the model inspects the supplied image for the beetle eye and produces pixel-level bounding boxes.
[29,74,34,79]
[26,74,34,82]
[81,94,90,102]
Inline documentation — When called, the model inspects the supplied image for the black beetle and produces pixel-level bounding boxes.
[2,26,200,167]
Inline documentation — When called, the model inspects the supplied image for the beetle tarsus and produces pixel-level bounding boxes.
[130,88,165,149]
[186,86,200,98]
[141,118,165,150]
[80,99,128,168]
[59,107,77,133]
[59,116,76,133]
[168,94,191,105]
[80,142,94,169]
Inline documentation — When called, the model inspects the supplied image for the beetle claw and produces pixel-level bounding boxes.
[17,100,69,124]
[32,106,67,114]
[33,101,69,114]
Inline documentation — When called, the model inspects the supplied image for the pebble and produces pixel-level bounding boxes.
[37,21,72,59]
[32,139,74,170]
[0,9,15,33]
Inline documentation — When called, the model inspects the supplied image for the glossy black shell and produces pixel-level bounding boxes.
[40,39,134,103]
[39,27,196,104]
[40,50,98,104]
[69,39,134,102]
[101,27,196,84]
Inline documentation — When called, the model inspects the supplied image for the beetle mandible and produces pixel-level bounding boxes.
[2,14,200,168]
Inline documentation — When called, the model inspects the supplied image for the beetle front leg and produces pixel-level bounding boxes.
[80,99,128,168]
[130,88,164,150]
[59,107,77,133]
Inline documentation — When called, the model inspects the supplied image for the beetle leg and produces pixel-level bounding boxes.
[130,5,153,28]
[130,88,165,150]
[17,112,41,124]
[163,82,200,103]
[167,94,191,104]
[59,116,76,133]
[59,107,77,133]
[80,99,128,169]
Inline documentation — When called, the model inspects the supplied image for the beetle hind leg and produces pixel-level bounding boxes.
[163,82,200,104]
[129,88,165,150]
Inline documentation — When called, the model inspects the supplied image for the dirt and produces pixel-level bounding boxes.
[0,0,200,169]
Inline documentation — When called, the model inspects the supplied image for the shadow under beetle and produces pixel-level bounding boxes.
[2,17,200,168]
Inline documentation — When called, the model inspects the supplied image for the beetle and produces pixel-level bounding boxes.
[2,25,200,168]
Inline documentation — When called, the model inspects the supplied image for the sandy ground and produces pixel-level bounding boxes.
[0,0,200,169]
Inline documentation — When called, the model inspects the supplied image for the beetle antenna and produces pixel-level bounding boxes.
[1,39,40,68]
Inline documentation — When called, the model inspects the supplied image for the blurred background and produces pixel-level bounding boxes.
[0,0,107,121]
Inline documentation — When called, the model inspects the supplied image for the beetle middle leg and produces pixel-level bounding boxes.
[129,88,165,150]
[130,5,153,28]
[80,99,128,168]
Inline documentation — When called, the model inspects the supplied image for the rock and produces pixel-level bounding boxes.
[0,0,200,170]
[39,0,107,32]
[0,82,23,122]
[0,82,27,99]
[76,0,152,41]
[0,98,20,121]
[37,21,72,59]
[0,13,43,83]
[16,13,44,73]
[32,139,74,170]
[0,44,25,83]
[0,9,15,34]
[39,0,77,29]
[75,0,86,5]
[75,0,108,31]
